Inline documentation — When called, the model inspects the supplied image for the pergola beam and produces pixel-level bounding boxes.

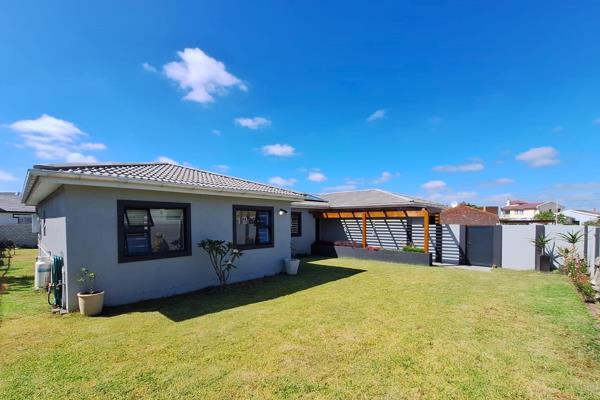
[318,210,428,219]
[316,208,438,253]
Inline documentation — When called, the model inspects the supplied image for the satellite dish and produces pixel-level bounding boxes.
[450,201,458,208]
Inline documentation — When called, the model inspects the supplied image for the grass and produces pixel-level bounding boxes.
[1,249,600,399]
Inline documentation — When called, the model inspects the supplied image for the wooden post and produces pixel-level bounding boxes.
[362,212,367,248]
[423,208,430,253]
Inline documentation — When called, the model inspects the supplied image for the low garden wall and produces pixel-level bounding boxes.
[0,224,37,248]
[311,242,432,266]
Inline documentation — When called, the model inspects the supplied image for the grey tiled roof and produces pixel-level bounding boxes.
[315,189,445,210]
[0,192,35,212]
[32,163,306,199]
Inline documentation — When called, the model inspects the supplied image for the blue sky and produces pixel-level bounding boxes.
[1,1,600,208]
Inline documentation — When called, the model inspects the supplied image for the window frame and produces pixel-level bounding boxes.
[291,211,302,237]
[117,200,192,263]
[232,205,275,250]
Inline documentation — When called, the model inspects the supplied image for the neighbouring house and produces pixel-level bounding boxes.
[500,199,564,223]
[0,192,37,247]
[22,163,309,311]
[0,192,35,225]
[561,209,600,225]
[440,203,499,225]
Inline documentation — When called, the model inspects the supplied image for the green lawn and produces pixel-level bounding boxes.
[1,249,600,399]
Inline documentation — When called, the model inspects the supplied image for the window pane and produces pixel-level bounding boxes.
[126,232,151,254]
[149,209,185,253]
[291,212,300,236]
[125,209,151,226]
[256,211,271,244]
[235,210,257,245]
[235,209,272,246]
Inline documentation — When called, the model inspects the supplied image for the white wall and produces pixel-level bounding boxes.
[0,212,17,224]
[61,185,293,311]
[290,209,316,256]
[501,225,537,270]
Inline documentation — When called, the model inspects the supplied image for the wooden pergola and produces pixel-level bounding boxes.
[315,208,441,253]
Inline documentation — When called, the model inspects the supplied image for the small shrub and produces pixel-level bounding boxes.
[558,244,597,303]
[402,244,425,253]
[77,268,99,294]
[198,239,244,292]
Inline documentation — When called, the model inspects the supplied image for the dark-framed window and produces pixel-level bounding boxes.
[233,205,274,249]
[117,200,191,263]
[291,212,302,237]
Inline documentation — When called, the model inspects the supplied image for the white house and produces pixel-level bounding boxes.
[22,162,309,311]
[561,209,600,225]
[500,199,564,222]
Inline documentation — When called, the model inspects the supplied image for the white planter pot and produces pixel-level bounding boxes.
[284,258,300,275]
[77,291,105,316]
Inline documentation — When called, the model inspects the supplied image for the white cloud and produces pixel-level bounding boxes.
[212,129,222,136]
[156,156,179,164]
[515,146,559,167]
[234,117,271,130]
[163,48,246,104]
[213,164,230,173]
[367,109,386,122]
[433,162,484,172]
[6,114,105,162]
[66,153,97,163]
[261,144,296,157]
[142,62,157,73]
[482,178,514,186]
[0,170,16,181]
[323,184,358,192]
[77,142,107,151]
[482,193,513,203]
[268,176,297,187]
[422,180,447,190]
[308,170,327,182]
[8,114,83,142]
[426,191,477,204]
[373,171,395,184]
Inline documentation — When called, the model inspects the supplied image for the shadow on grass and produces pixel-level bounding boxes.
[0,275,34,295]
[103,258,365,322]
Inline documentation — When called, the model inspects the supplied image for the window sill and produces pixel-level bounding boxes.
[118,249,192,264]
[234,243,274,250]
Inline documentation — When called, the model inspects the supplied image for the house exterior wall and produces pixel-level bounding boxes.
[60,185,292,311]
[0,213,17,224]
[37,188,69,307]
[290,209,316,256]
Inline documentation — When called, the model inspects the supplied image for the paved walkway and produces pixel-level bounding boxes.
[432,262,492,272]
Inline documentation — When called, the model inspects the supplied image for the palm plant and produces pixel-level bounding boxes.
[532,233,553,256]
[557,230,584,247]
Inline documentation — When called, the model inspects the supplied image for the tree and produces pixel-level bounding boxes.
[534,210,568,224]
[0,239,15,278]
[584,217,600,226]
[198,239,244,292]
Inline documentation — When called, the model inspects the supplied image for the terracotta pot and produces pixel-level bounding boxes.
[77,291,105,316]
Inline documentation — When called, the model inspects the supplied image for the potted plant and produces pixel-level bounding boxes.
[284,243,300,275]
[77,267,104,316]
[532,234,553,272]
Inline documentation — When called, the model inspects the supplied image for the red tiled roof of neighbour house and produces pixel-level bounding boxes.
[501,201,543,210]
[27,163,307,200]
[441,204,499,225]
